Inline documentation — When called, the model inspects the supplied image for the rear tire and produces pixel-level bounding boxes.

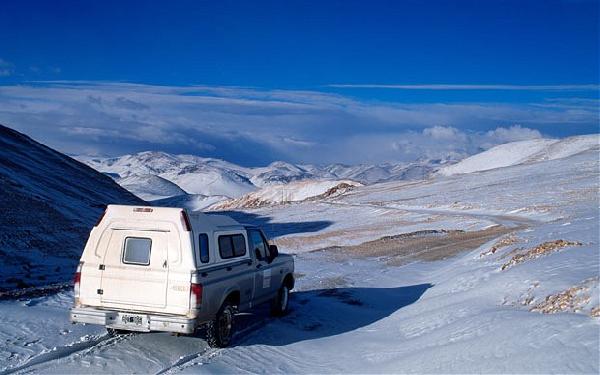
[207,302,236,348]
[106,327,128,337]
[270,285,290,316]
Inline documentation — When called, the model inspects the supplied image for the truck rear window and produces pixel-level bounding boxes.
[218,234,246,259]
[122,237,152,265]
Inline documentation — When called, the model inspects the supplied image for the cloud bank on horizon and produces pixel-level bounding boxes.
[0,82,597,166]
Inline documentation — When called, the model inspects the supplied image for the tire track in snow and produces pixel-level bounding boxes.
[154,347,221,375]
[1,331,140,375]
[0,334,114,375]
[155,311,275,374]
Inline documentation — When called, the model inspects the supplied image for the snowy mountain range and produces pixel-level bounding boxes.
[77,135,599,211]
[76,152,453,205]
[0,124,144,291]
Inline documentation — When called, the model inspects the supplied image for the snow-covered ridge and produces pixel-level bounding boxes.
[438,134,599,176]
[77,152,451,203]
[212,180,363,209]
[117,174,187,201]
[79,151,255,199]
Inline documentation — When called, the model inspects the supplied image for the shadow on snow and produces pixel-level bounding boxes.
[234,283,433,347]
[209,210,333,239]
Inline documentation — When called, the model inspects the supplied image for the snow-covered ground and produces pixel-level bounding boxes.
[1,142,598,374]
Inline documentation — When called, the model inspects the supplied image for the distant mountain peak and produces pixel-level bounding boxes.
[77,150,451,203]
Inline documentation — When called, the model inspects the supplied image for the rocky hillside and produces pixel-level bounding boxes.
[0,124,144,291]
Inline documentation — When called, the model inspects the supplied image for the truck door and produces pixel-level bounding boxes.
[261,230,283,295]
[248,229,275,302]
[99,230,169,309]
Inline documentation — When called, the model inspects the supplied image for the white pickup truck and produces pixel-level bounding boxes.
[70,205,295,347]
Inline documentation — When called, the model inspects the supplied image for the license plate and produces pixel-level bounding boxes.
[121,314,144,326]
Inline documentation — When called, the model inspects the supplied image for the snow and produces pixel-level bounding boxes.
[250,161,317,187]
[77,152,451,202]
[211,179,362,209]
[160,168,254,198]
[79,151,256,199]
[529,134,600,161]
[1,134,598,373]
[152,194,230,212]
[438,138,559,176]
[438,134,599,176]
[118,174,187,201]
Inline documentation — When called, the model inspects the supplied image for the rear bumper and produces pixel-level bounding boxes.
[70,307,197,334]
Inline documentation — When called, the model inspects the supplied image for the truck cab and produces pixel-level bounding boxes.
[70,205,295,347]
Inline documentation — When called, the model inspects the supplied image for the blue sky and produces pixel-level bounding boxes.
[0,0,598,165]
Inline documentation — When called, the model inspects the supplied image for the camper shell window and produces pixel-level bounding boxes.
[122,237,152,266]
[199,233,210,263]
[218,234,247,259]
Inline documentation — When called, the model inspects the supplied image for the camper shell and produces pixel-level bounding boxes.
[70,204,294,344]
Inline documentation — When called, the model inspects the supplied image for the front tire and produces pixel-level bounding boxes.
[207,302,236,348]
[271,285,290,316]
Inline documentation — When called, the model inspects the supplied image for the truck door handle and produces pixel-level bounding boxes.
[226,266,232,271]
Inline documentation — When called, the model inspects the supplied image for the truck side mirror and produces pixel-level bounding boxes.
[269,245,279,261]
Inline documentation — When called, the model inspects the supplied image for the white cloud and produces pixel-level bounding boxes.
[0,82,596,165]
[485,125,542,143]
[423,126,468,141]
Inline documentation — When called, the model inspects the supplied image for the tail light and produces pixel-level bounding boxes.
[94,209,106,227]
[73,262,83,302]
[190,283,203,307]
[181,210,192,232]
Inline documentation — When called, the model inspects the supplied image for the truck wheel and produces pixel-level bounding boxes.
[271,285,290,316]
[207,302,235,348]
[106,327,128,337]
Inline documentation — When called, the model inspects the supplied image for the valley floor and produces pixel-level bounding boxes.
[0,150,598,374]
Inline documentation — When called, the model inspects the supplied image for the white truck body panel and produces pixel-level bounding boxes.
[71,204,295,335]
